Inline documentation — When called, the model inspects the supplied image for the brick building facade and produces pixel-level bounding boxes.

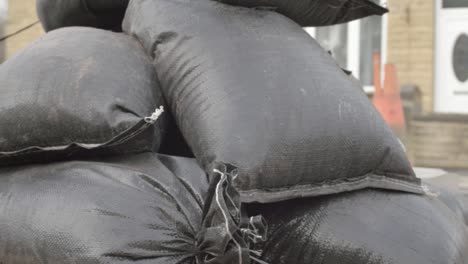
[308,0,468,169]
[387,0,435,114]
[386,0,468,169]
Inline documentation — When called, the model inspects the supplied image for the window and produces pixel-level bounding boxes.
[359,14,383,87]
[0,0,6,21]
[305,0,387,92]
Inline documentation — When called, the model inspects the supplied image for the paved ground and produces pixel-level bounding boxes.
[447,169,468,178]
[416,167,468,198]
[415,167,468,193]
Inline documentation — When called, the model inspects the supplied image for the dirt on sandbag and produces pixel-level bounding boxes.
[0,27,167,166]
[123,0,422,203]
[0,153,266,264]
[248,189,468,264]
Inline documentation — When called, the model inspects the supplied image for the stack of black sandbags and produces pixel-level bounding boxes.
[0,152,268,263]
[121,0,468,263]
[0,0,464,263]
[0,27,265,263]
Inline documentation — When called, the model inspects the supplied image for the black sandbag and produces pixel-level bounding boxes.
[424,176,468,226]
[423,182,468,225]
[36,0,129,31]
[0,27,166,166]
[123,0,422,203]
[248,189,468,264]
[214,0,388,27]
[0,153,265,264]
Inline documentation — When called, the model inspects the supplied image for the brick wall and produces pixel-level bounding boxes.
[387,0,468,169]
[0,0,43,62]
[387,0,435,113]
[410,116,468,169]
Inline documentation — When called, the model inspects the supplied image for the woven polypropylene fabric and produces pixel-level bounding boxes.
[248,189,468,264]
[0,27,167,166]
[123,0,422,203]
[213,0,387,27]
[0,153,265,263]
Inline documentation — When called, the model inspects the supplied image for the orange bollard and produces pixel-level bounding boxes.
[373,51,382,93]
[374,64,406,136]
[372,52,384,106]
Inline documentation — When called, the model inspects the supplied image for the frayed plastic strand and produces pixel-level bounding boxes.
[197,166,268,264]
[213,169,244,264]
[144,106,164,124]
[250,255,269,264]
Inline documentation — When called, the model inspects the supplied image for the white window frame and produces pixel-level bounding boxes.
[0,0,7,21]
[305,0,388,94]
[0,0,7,63]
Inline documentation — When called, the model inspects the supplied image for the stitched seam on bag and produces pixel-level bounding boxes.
[362,0,388,12]
[346,0,388,13]
[0,107,164,158]
[238,174,423,195]
[0,120,152,158]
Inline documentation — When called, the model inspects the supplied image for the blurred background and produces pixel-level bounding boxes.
[0,0,467,174]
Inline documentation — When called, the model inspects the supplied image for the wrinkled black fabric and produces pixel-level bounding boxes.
[0,27,166,166]
[0,153,265,263]
[248,189,468,264]
[123,0,422,203]
[36,0,129,31]
[213,0,387,26]
[159,111,195,158]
